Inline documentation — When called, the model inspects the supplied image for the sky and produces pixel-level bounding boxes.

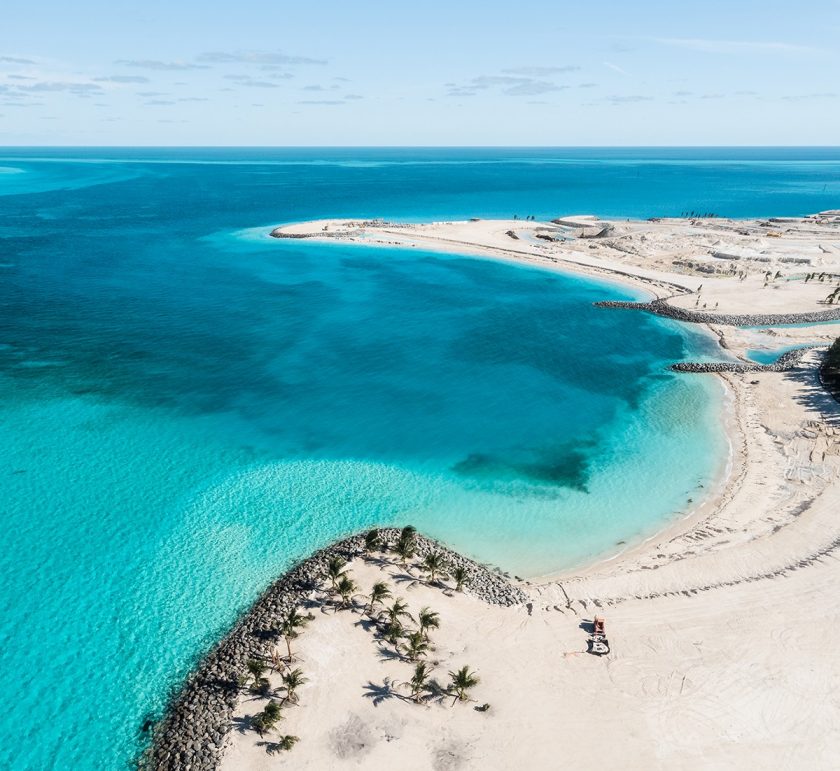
[1,0,839,145]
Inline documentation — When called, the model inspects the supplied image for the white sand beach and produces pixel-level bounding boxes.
[218,215,840,770]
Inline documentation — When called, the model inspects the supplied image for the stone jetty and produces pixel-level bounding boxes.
[671,346,822,373]
[142,529,527,771]
[594,298,840,327]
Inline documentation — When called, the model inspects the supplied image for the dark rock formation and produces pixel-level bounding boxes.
[594,298,840,327]
[671,346,819,373]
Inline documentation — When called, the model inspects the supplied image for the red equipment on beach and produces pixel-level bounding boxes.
[588,616,610,656]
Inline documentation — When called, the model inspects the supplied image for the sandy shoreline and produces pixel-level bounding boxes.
[155,214,840,769]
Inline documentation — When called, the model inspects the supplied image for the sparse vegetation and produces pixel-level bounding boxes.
[246,658,269,692]
[402,630,430,661]
[336,574,359,609]
[365,581,392,616]
[448,666,480,705]
[327,555,347,590]
[393,527,417,565]
[274,735,299,752]
[280,607,310,662]
[252,700,283,736]
[417,607,440,640]
[408,662,431,702]
[451,565,469,592]
[364,528,382,553]
[422,551,448,583]
[282,668,308,704]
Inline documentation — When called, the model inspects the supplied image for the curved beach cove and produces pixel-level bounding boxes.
[0,148,836,770]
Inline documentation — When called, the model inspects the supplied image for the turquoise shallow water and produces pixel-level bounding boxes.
[746,345,809,364]
[1,147,838,769]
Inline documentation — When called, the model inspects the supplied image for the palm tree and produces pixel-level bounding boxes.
[246,658,268,691]
[451,565,469,592]
[400,525,417,542]
[408,661,430,703]
[327,555,346,590]
[365,581,391,616]
[262,700,283,726]
[401,631,430,662]
[280,607,309,662]
[363,528,381,553]
[270,648,285,674]
[253,700,283,735]
[282,668,308,704]
[275,735,300,752]
[448,666,479,705]
[417,607,440,640]
[383,619,405,645]
[336,574,358,609]
[393,535,415,565]
[384,597,412,626]
[422,551,447,583]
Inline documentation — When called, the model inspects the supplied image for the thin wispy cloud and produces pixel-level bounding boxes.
[446,74,568,97]
[223,75,279,88]
[779,92,837,101]
[0,55,36,65]
[93,75,150,84]
[604,94,652,104]
[116,59,209,71]
[655,37,822,55]
[502,65,579,76]
[198,50,326,66]
[17,81,103,94]
[603,61,629,76]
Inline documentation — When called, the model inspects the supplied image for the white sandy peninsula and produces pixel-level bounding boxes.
[218,213,840,770]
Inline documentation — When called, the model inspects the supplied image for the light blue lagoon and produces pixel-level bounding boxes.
[1,147,838,769]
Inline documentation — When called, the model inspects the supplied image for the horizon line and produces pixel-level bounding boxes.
[2,144,840,150]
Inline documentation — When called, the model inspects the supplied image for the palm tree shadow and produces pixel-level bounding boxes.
[376,644,406,663]
[362,678,410,706]
[424,678,450,705]
[231,715,255,735]
[353,616,379,634]
[256,741,291,755]
[393,572,421,588]
[365,554,397,570]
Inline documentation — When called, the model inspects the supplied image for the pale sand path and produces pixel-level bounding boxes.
[217,217,840,769]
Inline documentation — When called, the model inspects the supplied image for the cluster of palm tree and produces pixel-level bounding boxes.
[404,657,479,707]
[363,527,470,593]
[251,698,299,753]
[241,605,314,750]
[326,554,361,610]
[360,576,479,706]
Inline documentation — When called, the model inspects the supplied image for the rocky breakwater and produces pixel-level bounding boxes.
[142,529,527,770]
[672,346,821,373]
[594,298,840,327]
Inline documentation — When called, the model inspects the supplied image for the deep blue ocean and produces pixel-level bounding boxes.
[1,147,838,769]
